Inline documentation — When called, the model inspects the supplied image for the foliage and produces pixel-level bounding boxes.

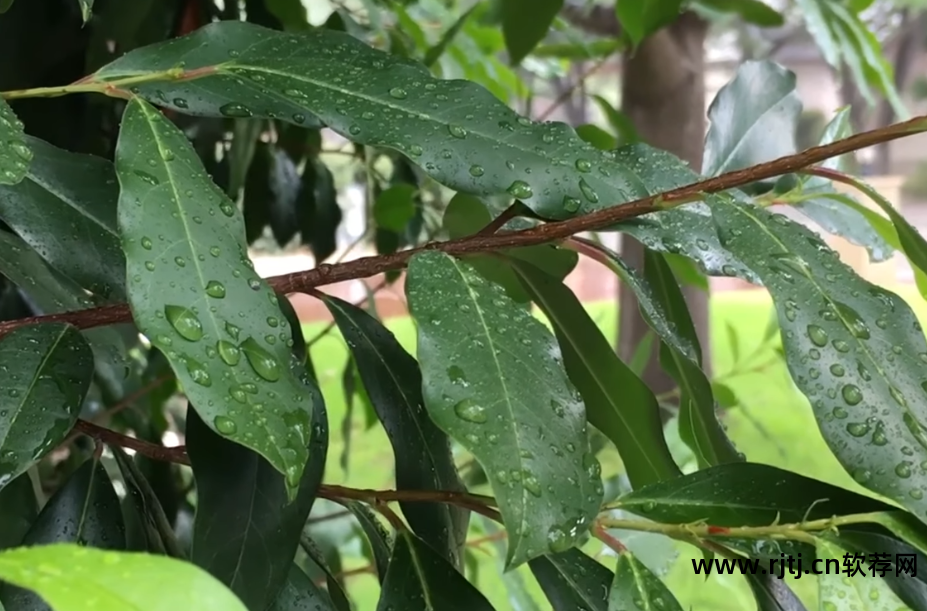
[1,0,927,610]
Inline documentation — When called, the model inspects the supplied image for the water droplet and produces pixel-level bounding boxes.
[846,422,869,437]
[219,203,235,217]
[219,102,252,118]
[248,278,261,291]
[140,237,153,250]
[806,325,828,347]
[214,415,237,435]
[165,305,203,341]
[469,165,484,177]
[829,364,845,377]
[217,340,241,366]
[388,87,408,99]
[507,180,533,199]
[453,398,487,423]
[562,196,581,213]
[240,337,281,382]
[890,386,907,407]
[523,473,542,497]
[174,256,186,267]
[408,144,423,157]
[348,124,361,135]
[546,525,572,554]
[133,169,159,185]
[896,462,913,478]
[225,321,241,340]
[185,358,212,387]
[205,280,226,298]
[832,339,850,353]
[834,302,870,340]
[574,159,592,173]
[447,125,467,139]
[578,179,598,203]
[841,384,862,405]
[173,98,189,109]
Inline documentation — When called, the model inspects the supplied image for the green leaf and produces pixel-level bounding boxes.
[615,462,893,526]
[0,98,30,186]
[423,5,476,67]
[693,0,784,26]
[185,382,327,611]
[642,250,740,467]
[590,95,638,145]
[575,124,617,151]
[0,544,248,611]
[611,145,758,284]
[406,251,601,568]
[528,549,612,611]
[115,97,315,492]
[703,61,801,178]
[0,474,36,550]
[834,528,927,610]
[228,119,265,199]
[532,39,622,60]
[266,0,309,31]
[323,295,468,568]
[94,21,698,221]
[616,0,685,47]
[745,573,806,611]
[299,532,351,611]
[0,323,94,490]
[608,551,684,611]
[0,136,126,300]
[511,260,681,488]
[375,531,497,611]
[817,538,907,610]
[298,158,341,262]
[712,197,927,515]
[0,457,125,609]
[77,0,93,22]
[0,0,14,13]
[374,184,416,233]
[343,501,392,582]
[501,0,562,65]
[269,565,336,611]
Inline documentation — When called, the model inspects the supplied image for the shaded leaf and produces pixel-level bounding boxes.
[0,458,125,610]
[0,136,125,300]
[694,0,784,26]
[227,119,264,198]
[511,260,681,488]
[501,0,562,65]
[575,124,616,151]
[0,544,247,611]
[323,295,468,568]
[745,573,807,611]
[115,98,315,490]
[528,548,612,611]
[712,197,927,515]
[0,473,36,550]
[268,565,335,611]
[616,0,685,47]
[0,323,94,490]
[406,251,601,567]
[96,21,706,221]
[298,533,351,611]
[0,98,29,186]
[374,184,416,233]
[343,501,392,582]
[299,158,341,262]
[591,95,638,145]
[376,531,497,611]
[703,61,800,179]
[608,551,683,611]
[186,377,327,611]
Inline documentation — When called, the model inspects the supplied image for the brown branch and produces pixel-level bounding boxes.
[1,114,924,340]
[73,419,189,464]
[476,203,522,236]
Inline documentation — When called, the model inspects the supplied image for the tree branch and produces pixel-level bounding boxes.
[1,114,925,339]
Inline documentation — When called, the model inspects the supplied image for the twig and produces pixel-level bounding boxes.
[1,114,924,339]
[538,55,613,122]
[477,203,522,236]
[73,419,188,464]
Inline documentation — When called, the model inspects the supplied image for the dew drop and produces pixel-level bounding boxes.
[841,384,862,406]
[225,321,241,340]
[806,325,828,347]
[214,415,237,435]
[562,196,581,213]
[546,525,572,554]
[185,358,212,387]
[219,102,253,118]
[578,179,599,203]
[506,180,533,199]
[574,159,592,173]
[453,398,487,424]
[133,169,159,185]
[217,340,241,366]
[164,305,204,341]
[388,87,408,99]
[469,165,485,177]
[846,422,869,437]
[523,473,542,497]
[140,237,153,250]
[447,125,467,139]
[240,337,281,382]
[205,280,226,298]
[173,98,189,109]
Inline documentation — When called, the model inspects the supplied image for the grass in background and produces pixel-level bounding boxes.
[301,286,927,610]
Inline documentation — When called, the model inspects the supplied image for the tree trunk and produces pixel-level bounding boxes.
[618,12,712,403]
[873,8,919,175]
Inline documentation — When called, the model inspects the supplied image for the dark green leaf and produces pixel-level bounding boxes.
[591,95,638,145]
[712,197,927,514]
[0,473,36,550]
[115,97,315,490]
[0,0,14,13]
[406,251,601,567]
[242,141,272,244]
[703,61,800,178]
[694,0,784,26]
[266,0,309,31]
[0,544,248,611]
[745,573,807,611]
[228,118,264,199]
[374,184,416,233]
[609,551,683,611]
[501,0,562,65]
[186,377,327,611]
[528,549,612,611]
[323,295,468,568]
[298,533,351,611]
[0,457,125,610]
[836,528,927,611]
[511,260,680,488]
[269,565,336,611]
[267,145,303,246]
[616,0,684,47]
[299,158,341,262]
[575,124,617,151]
[0,98,29,186]
[0,323,94,490]
[343,501,392,582]
[615,462,892,526]
[0,136,125,300]
[94,21,706,221]
[376,531,497,611]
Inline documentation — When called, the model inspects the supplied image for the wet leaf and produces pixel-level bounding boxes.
[0,473,36,550]
[0,323,94,491]
[268,565,336,611]
[0,457,126,610]
[96,21,707,221]
[0,136,125,300]
[186,379,327,611]
[0,98,29,186]
[745,573,807,611]
[703,61,800,178]
[835,528,927,611]
[608,551,683,611]
[323,295,467,568]
[0,544,248,611]
[512,260,681,488]
[712,197,927,516]
[406,251,601,568]
[376,531,497,611]
[817,538,906,611]
[115,97,315,493]
[343,501,392,582]
[528,548,612,611]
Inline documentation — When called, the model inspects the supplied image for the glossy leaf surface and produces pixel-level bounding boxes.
[0,98,29,186]
[115,97,314,490]
[608,551,683,611]
[0,323,94,491]
[0,544,247,611]
[0,474,36,550]
[817,538,906,611]
[324,295,467,567]
[713,197,927,514]
[268,565,335,611]
[528,549,612,611]
[406,251,601,567]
